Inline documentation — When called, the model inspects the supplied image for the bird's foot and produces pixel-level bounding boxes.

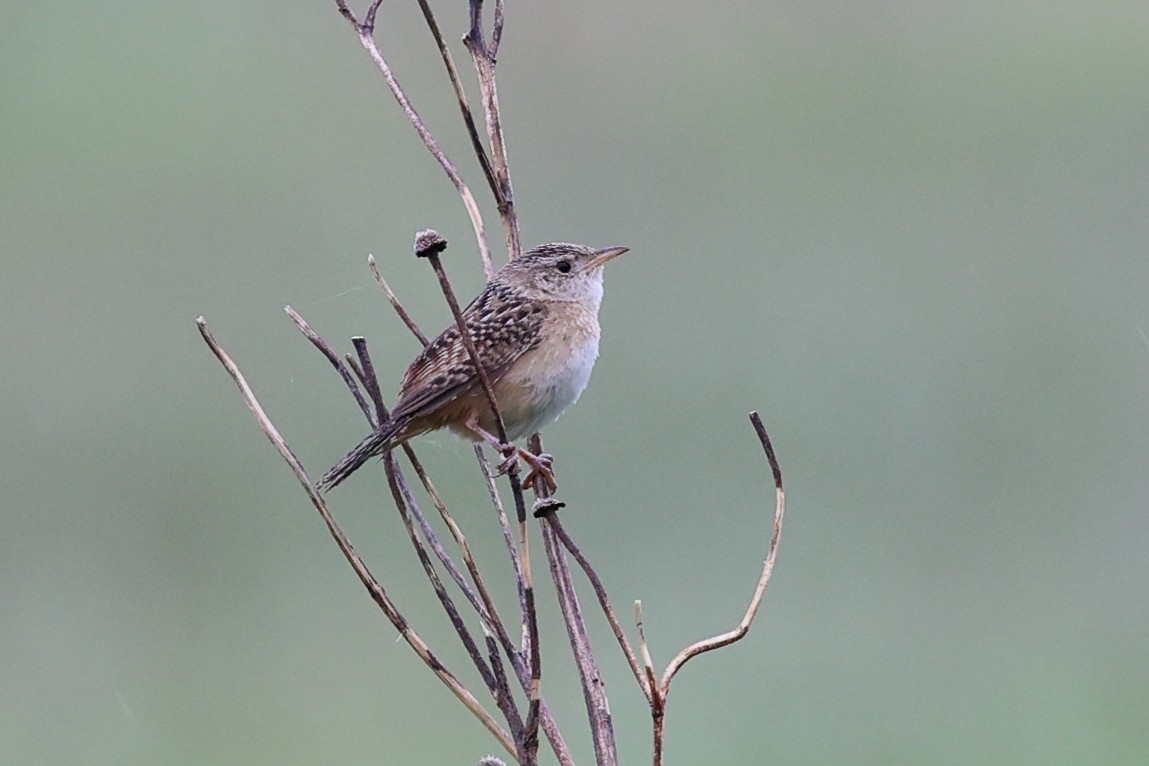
[495,443,521,478]
[520,450,556,493]
[494,444,556,492]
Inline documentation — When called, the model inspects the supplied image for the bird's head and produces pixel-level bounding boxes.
[500,243,628,308]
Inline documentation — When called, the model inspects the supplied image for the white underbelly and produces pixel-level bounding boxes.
[504,331,600,440]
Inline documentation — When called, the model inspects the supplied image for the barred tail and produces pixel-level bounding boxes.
[317,420,403,492]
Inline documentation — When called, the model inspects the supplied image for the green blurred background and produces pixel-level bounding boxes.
[3,1,1147,763]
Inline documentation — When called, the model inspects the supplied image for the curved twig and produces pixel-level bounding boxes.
[658,412,784,693]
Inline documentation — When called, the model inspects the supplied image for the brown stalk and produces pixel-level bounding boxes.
[368,254,429,346]
[464,0,522,261]
[531,434,618,766]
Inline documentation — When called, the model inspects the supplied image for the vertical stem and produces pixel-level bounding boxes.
[541,519,617,765]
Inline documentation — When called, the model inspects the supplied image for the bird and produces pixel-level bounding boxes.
[318,242,628,493]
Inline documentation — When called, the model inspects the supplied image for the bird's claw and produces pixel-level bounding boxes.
[494,445,557,492]
[496,443,521,477]
[522,452,556,493]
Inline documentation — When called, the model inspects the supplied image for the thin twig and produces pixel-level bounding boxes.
[540,519,618,766]
[294,302,569,762]
[286,308,522,745]
[368,254,430,346]
[414,0,503,225]
[333,0,356,27]
[464,0,521,261]
[196,317,515,757]
[285,306,373,422]
[475,447,528,625]
[305,317,509,674]
[474,446,577,764]
[491,0,506,59]
[633,601,659,703]
[416,230,542,761]
[551,516,651,702]
[527,431,616,765]
[351,337,386,421]
[398,443,517,654]
[486,630,525,752]
[363,0,383,34]
[415,231,510,447]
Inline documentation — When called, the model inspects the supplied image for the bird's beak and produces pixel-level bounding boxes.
[586,246,629,271]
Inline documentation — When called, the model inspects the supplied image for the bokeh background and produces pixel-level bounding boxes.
[3,1,1147,763]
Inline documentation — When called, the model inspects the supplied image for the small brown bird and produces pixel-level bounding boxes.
[319,242,628,492]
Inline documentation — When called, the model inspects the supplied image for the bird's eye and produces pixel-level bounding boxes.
[556,260,572,274]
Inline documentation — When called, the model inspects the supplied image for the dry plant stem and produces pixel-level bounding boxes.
[351,337,386,419]
[414,0,502,216]
[196,317,515,757]
[633,601,658,702]
[491,0,506,57]
[540,516,617,766]
[486,632,523,749]
[464,0,521,261]
[417,235,538,703]
[475,448,528,626]
[330,338,535,751]
[419,243,512,449]
[551,516,652,702]
[361,261,520,670]
[658,412,785,693]
[291,309,498,639]
[368,260,530,691]
[286,306,373,421]
[397,439,560,757]
[402,446,508,634]
[473,448,575,763]
[333,0,495,278]
[531,434,617,766]
[385,453,504,697]
[368,254,430,346]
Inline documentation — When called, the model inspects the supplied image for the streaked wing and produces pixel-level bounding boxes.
[389,282,547,423]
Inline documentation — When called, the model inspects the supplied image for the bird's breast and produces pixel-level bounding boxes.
[496,303,601,440]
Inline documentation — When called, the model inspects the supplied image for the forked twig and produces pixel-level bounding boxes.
[642,411,786,765]
[333,0,495,278]
[414,0,501,211]
[464,0,521,261]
